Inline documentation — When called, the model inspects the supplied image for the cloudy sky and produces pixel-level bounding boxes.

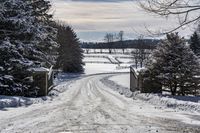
[52,0,195,42]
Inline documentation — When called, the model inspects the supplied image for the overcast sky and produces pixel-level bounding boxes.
[52,0,195,42]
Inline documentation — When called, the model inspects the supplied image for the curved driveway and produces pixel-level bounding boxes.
[0,74,199,133]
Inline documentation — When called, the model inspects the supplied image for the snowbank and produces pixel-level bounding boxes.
[0,73,76,109]
[134,92,200,113]
[109,74,130,88]
[103,74,200,113]
[54,72,82,85]
[101,74,133,98]
[0,95,52,109]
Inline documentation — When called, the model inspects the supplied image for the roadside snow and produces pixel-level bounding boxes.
[101,74,133,98]
[104,74,200,113]
[134,93,200,113]
[109,74,130,88]
[0,95,52,109]
[0,73,76,109]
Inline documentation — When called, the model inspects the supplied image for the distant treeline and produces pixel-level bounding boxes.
[81,39,160,49]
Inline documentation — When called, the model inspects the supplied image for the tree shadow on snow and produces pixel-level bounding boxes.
[54,72,83,85]
[162,94,200,103]
[0,95,36,111]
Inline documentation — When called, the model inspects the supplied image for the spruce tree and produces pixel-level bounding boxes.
[28,0,58,66]
[0,0,58,96]
[145,33,200,95]
[0,0,34,96]
[55,24,84,73]
[190,32,200,56]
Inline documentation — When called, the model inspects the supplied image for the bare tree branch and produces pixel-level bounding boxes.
[139,0,200,34]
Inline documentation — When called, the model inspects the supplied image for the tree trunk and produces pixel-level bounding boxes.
[140,61,143,68]
[135,61,138,69]
[109,49,111,54]
[170,84,176,95]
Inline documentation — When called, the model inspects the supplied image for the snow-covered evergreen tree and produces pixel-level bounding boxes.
[145,33,200,95]
[28,0,58,66]
[54,23,84,73]
[190,31,200,56]
[0,0,58,96]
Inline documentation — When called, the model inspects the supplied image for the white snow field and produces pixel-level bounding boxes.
[84,63,130,75]
[84,53,133,64]
[0,55,200,132]
[83,53,133,75]
[83,57,110,63]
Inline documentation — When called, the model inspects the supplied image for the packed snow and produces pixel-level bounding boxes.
[0,54,200,132]
[1,73,200,132]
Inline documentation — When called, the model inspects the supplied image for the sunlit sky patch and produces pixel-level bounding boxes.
[52,0,195,42]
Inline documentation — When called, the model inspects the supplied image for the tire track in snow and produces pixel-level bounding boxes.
[0,74,200,133]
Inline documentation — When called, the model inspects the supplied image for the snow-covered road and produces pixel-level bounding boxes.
[0,74,200,133]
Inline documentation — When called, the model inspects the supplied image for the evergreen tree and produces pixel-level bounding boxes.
[55,23,84,73]
[0,0,58,96]
[28,0,58,66]
[190,32,200,56]
[145,33,200,95]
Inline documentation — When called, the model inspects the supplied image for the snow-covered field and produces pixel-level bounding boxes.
[84,53,133,64]
[0,54,200,132]
[116,57,134,63]
[83,57,110,63]
[84,63,130,75]
[83,53,134,75]
[83,48,149,54]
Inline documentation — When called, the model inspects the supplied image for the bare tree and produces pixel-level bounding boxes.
[132,49,140,69]
[139,0,200,33]
[99,43,103,54]
[138,35,146,68]
[139,49,146,68]
[132,49,148,68]
[86,49,89,54]
[118,31,125,53]
[132,35,150,68]
[104,33,114,54]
